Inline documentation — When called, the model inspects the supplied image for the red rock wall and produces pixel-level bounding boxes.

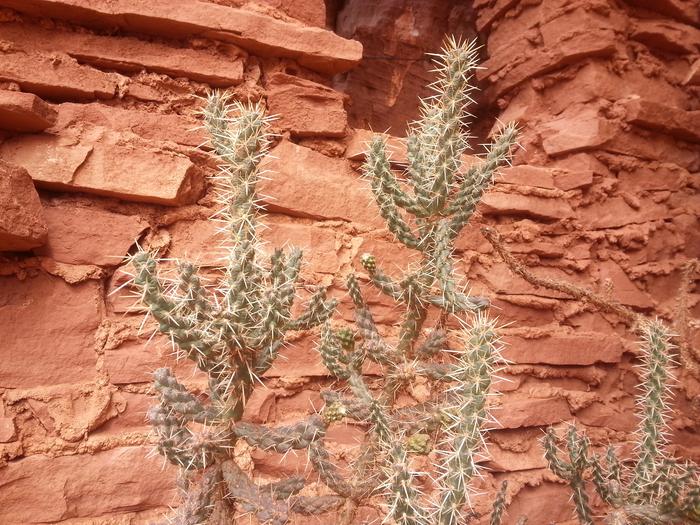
[0,1,698,524]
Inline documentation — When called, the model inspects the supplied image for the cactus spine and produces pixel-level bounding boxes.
[544,320,700,524]
[128,92,341,524]
[313,37,519,524]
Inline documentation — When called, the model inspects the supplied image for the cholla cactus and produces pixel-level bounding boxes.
[311,38,519,524]
[544,320,700,524]
[127,92,341,524]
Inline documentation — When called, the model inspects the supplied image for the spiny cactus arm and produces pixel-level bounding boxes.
[566,426,595,525]
[656,462,697,519]
[282,247,303,294]
[320,389,371,423]
[383,443,429,525]
[435,314,500,525]
[396,273,428,355]
[372,191,421,250]
[363,135,425,217]
[543,427,570,479]
[170,465,221,525]
[431,219,460,312]
[347,371,392,442]
[286,287,337,331]
[130,251,218,361]
[632,320,675,494]
[203,92,271,330]
[176,262,212,320]
[489,481,509,525]
[447,123,517,236]
[289,495,345,515]
[360,253,403,301]
[221,459,289,525]
[153,368,211,423]
[248,251,303,373]
[681,483,700,523]
[590,454,619,505]
[233,415,326,453]
[416,328,448,357]
[148,404,215,471]
[317,322,352,379]
[405,134,435,213]
[542,426,593,525]
[343,371,428,525]
[309,439,374,500]
[347,274,395,365]
[417,38,479,214]
[363,142,421,249]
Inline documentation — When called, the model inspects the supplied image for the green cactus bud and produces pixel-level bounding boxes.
[360,253,377,273]
[335,327,355,350]
[405,433,431,455]
[322,402,347,425]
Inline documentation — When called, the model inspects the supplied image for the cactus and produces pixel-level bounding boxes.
[127,92,342,524]
[543,320,700,524]
[310,37,519,524]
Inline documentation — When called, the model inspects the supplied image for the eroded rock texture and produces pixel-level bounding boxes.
[0,0,697,524]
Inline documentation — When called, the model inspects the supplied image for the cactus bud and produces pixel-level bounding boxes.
[405,433,431,455]
[322,402,347,425]
[335,327,356,350]
[360,253,377,273]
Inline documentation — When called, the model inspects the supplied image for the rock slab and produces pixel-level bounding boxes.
[0,161,48,251]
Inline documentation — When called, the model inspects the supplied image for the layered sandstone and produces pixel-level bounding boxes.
[0,1,697,524]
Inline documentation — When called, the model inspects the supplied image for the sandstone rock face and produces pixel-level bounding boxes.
[0,161,47,251]
[0,273,100,388]
[0,447,176,523]
[267,73,347,137]
[0,0,697,524]
[0,90,57,132]
[335,0,476,133]
[0,0,362,74]
[0,132,202,205]
[36,204,148,265]
[261,140,381,226]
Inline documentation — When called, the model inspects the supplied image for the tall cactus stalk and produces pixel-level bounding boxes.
[544,320,700,524]
[127,92,342,524]
[312,37,519,524]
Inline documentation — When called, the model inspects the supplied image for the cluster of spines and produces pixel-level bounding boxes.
[312,37,518,525]
[434,314,504,525]
[631,320,675,494]
[544,321,700,524]
[129,92,343,524]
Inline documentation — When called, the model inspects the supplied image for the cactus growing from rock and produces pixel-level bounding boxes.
[127,92,341,524]
[543,320,700,525]
[311,37,519,524]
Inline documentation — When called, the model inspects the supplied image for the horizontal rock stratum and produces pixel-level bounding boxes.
[0,0,363,74]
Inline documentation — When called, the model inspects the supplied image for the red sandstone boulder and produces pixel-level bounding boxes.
[0,161,47,251]
[481,192,574,221]
[0,132,202,205]
[36,204,148,266]
[0,22,245,88]
[0,0,362,75]
[0,90,57,132]
[0,273,100,388]
[0,50,116,101]
[0,446,176,523]
[260,140,381,226]
[503,332,627,365]
[267,73,347,138]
